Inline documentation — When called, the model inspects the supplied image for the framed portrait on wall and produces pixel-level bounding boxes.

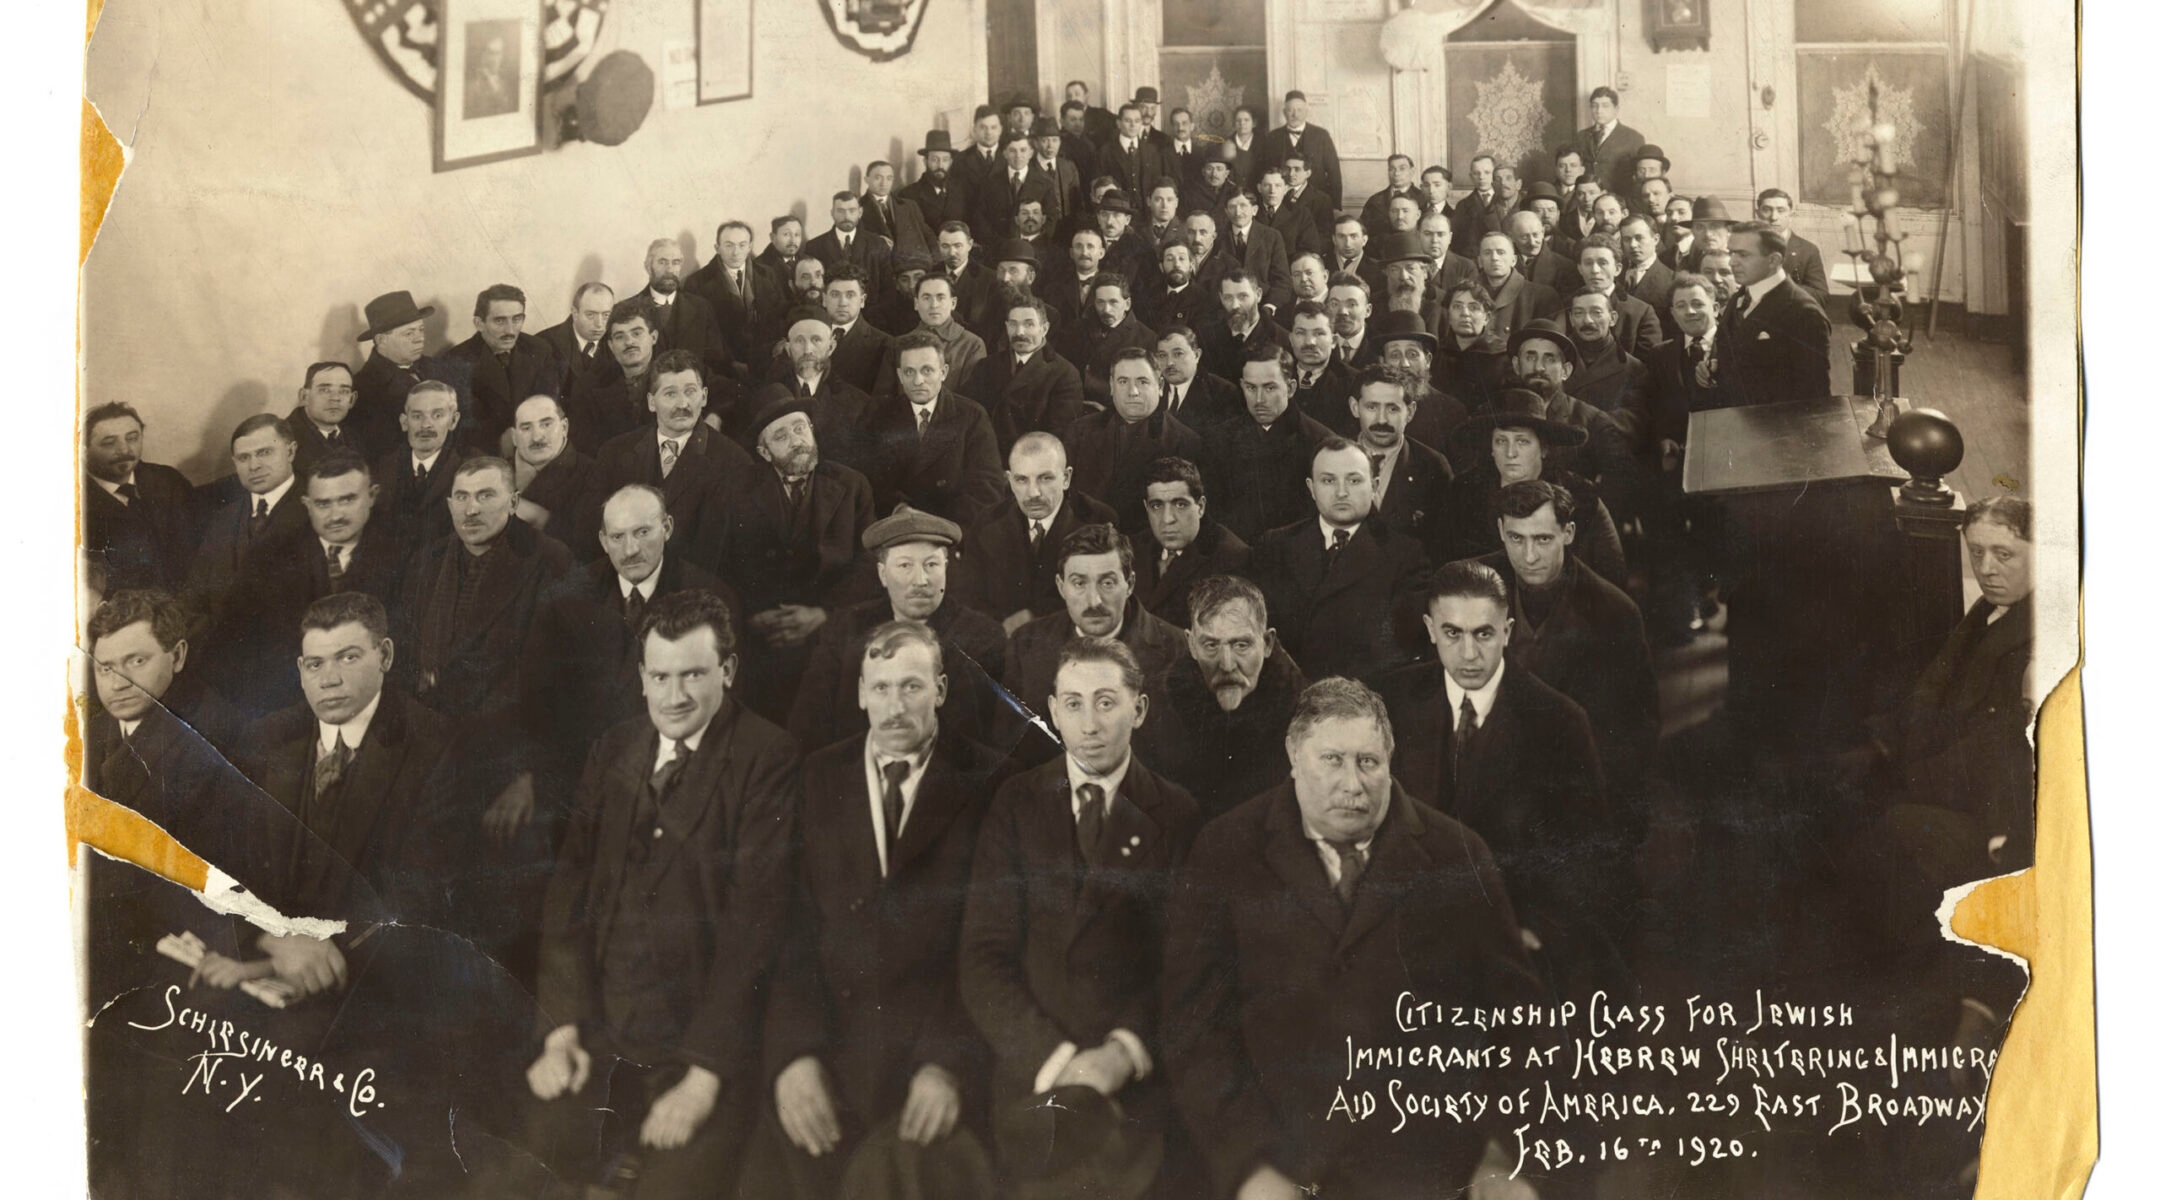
[434,0,543,171]
[699,0,755,104]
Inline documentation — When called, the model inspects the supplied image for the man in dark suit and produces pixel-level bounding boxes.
[860,159,935,260]
[788,506,1008,753]
[863,332,1006,525]
[1755,188,1833,310]
[1358,154,1424,238]
[1576,85,1647,193]
[350,290,460,465]
[1066,271,1157,408]
[1255,167,1326,261]
[1217,191,1295,313]
[1450,153,1508,242]
[714,397,876,722]
[184,415,311,700]
[814,263,896,399]
[536,282,618,398]
[1259,90,1343,211]
[508,394,601,555]
[1155,323,1244,431]
[960,636,1200,1186]
[1040,227,1107,336]
[1324,214,1388,301]
[1284,301,1358,435]
[685,220,783,378]
[1137,178,1186,262]
[1575,234,1666,360]
[1352,364,1454,560]
[950,106,1007,200]
[1056,100,1103,194]
[566,300,665,453]
[1511,208,1583,295]
[1094,191,1156,290]
[1159,106,1205,190]
[1162,677,1539,1199]
[1563,290,1654,445]
[1199,342,1332,541]
[282,361,361,479]
[443,283,564,455]
[1477,479,1659,821]
[762,621,1006,1195]
[929,226,999,353]
[1131,456,1249,629]
[519,483,730,818]
[1371,305,1475,452]
[1096,102,1167,200]
[758,215,809,283]
[806,190,897,303]
[591,350,753,569]
[1031,120,1087,234]
[1248,437,1430,682]
[1066,347,1204,531]
[1614,215,1678,339]
[1324,274,1381,374]
[1412,213,1481,317]
[82,590,251,833]
[969,135,1062,248]
[1136,574,1306,823]
[83,402,197,593]
[1473,230,1563,342]
[1002,522,1186,715]
[758,307,878,472]
[1641,273,1728,459]
[1197,269,1294,375]
[1720,221,1833,406]
[631,237,736,385]
[1185,147,1242,220]
[1281,151,1336,231]
[1378,560,1619,996]
[372,380,464,568]
[954,432,1116,633]
[514,590,798,1199]
[902,132,968,236]
[1066,79,1118,147]
[966,291,1085,455]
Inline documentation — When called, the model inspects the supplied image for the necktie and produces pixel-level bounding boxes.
[651,739,684,798]
[249,497,270,538]
[1688,337,1706,365]
[115,481,138,505]
[1167,385,1182,413]
[315,731,352,795]
[1733,290,1752,321]
[624,585,646,633]
[1326,525,1350,566]
[1452,694,1479,772]
[880,758,912,860]
[413,460,429,487]
[1233,233,1247,259]
[495,350,512,374]
[660,438,681,478]
[1075,782,1106,866]
[325,543,345,579]
[915,405,933,435]
[1029,520,1046,554]
[1328,839,1366,905]
[1013,171,1024,190]
[583,340,597,362]
[325,427,341,444]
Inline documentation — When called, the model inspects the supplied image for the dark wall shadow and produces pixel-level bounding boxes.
[318,302,365,366]
[178,379,272,480]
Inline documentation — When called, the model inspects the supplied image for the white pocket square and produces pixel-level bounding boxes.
[1755,331,1772,341]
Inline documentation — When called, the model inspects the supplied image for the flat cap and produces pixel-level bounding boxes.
[862,503,962,551]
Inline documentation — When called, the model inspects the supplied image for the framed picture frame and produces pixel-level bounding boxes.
[434,0,543,172]
[698,0,755,105]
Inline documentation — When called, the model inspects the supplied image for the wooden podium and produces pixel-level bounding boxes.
[1684,396,1968,748]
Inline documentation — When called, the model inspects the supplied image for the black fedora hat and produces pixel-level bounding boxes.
[1461,384,1590,447]
[1369,308,1436,354]
[357,290,434,342]
[838,1116,999,1200]
[1524,180,1563,203]
[1132,86,1161,105]
[1632,143,1672,173]
[995,238,1039,267]
[744,393,816,447]
[998,1085,1162,1200]
[1376,229,1434,266]
[919,129,957,156]
[1507,318,1583,373]
[1687,195,1735,226]
[1096,190,1137,216]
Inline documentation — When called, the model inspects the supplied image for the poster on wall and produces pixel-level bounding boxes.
[1443,45,1577,183]
[699,0,755,104]
[1797,50,1952,209]
[433,0,543,171]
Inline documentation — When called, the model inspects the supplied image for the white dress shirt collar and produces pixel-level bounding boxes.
[1318,516,1362,545]
[1443,658,1507,724]
[1065,752,1133,817]
[251,474,296,514]
[92,472,134,499]
[1742,268,1787,312]
[411,448,442,475]
[653,722,710,774]
[619,560,663,600]
[318,690,383,757]
[865,735,936,876]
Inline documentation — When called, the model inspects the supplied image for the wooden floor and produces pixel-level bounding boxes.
[1656,315,2029,740]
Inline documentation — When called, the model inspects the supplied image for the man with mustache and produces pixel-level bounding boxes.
[788,505,1008,752]
[1511,206,1582,296]
[1136,574,1307,821]
[807,189,896,302]
[592,349,756,570]
[1067,272,1156,411]
[184,414,312,715]
[1562,290,1654,452]
[1197,269,1293,380]
[962,635,1199,1192]
[967,288,1084,454]
[1130,456,1250,628]
[1197,341,1333,542]
[955,431,1116,634]
[82,401,196,593]
[1002,522,1185,726]
[934,220,998,339]
[372,380,465,568]
[508,393,599,554]
[351,288,462,464]
[630,237,735,386]
[1063,346,1205,531]
[566,298,665,451]
[1613,214,1677,338]
[512,589,799,1199]
[761,621,1009,1198]
[284,360,361,479]
[1161,676,1539,1200]
[789,255,829,312]
[1369,307,1473,452]
[1575,233,1666,360]
[1284,300,1356,436]
[1247,437,1430,683]
[714,397,875,722]
[445,283,564,455]
[1324,274,1379,371]
[1135,236,1212,336]
[759,214,809,281]
[1354,364,1453,559]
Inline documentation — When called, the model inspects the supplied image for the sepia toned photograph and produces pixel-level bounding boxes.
[66,0,2083,1196]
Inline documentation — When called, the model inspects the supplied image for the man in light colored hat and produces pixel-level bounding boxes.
[788,503,1010,751]
[351,289,457,463]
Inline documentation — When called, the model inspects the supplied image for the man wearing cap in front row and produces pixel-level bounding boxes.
[351,289,462,467]
[1162,675,1540,1200]
[961,635,1201,1190]
[788,505,1008,753]
[509,590,798,1199]
[759,620,1009,1198]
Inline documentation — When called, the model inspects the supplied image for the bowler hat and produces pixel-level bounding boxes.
[839,1117,998,1200]
[1369,308,1437,354]
[1376,229,1434,266]
[1525,180,1563,203]
[1132,86,1161,105]
[1633,143,1672,173]
[892,250,934,274]
[995,238,1039,267]
[1507,318,1584,374]
[998,1085,1162,1200]
[1096,190,1137,216]
[862,503,962,552]
[918,129,957,156]
[357,290,434,342]
[1032,115,1060,139]
[1687,195,1735,226]
[1460,384,1591,447]
[744,394,815,446]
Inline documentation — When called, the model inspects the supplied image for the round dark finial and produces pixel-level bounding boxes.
[567,51,655,147]
[1887,407,1963,505]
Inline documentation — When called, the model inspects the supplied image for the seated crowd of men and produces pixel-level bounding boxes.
[78,81,2033,1200]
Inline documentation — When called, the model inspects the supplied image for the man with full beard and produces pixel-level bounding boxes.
[1136,234,1211,332]
[628,237,734,383]
[1136,574,1308,822]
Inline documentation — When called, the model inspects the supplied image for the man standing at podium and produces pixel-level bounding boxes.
[1718,222,1831,407]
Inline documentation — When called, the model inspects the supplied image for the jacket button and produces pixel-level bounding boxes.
[850,899,865,913]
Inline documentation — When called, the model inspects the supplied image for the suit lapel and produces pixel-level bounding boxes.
[1261,788,1348,938]
[647,705,736,883]
[1072,764,1168,934]
[890,739,968,877]
[332,697,406,859]
[1461,677,1526,824]
[1310,525,1379,605]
